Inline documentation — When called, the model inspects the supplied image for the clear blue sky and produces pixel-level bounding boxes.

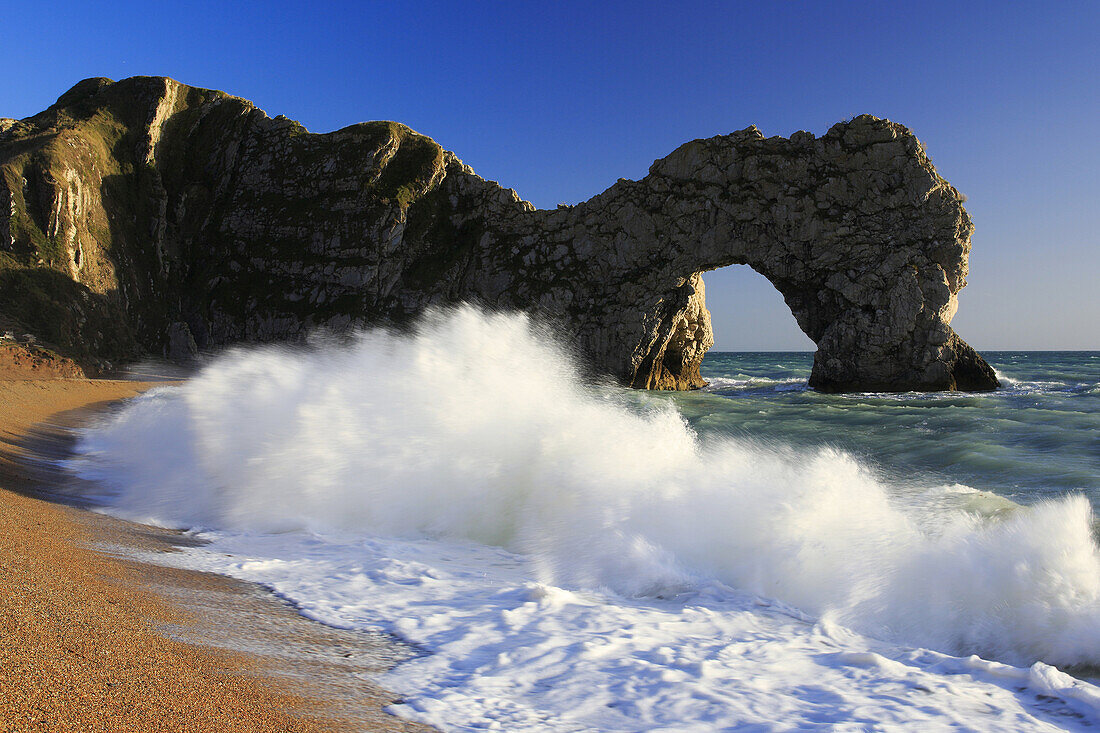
[4,1,1097,349]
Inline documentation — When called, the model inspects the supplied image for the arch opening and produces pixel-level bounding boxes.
[702,265,815,352]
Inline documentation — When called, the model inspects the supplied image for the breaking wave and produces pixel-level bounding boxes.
[73,306,1100,667]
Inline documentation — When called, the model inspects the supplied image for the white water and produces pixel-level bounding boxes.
[72,307,1100,730]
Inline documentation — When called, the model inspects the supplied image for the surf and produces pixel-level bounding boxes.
[72,305,1100,670]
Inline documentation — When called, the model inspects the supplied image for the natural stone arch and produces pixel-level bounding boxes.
[427,116,998,392]
[475,123,996,392]
[1,77,997,392]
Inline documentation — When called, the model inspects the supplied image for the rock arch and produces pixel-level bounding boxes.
[1,77,997,392]
[427,115,998,392]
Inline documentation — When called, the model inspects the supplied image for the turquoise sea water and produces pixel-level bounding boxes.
[654,351,1100,511]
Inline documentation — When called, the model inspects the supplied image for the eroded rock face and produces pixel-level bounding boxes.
[0,76,997,391]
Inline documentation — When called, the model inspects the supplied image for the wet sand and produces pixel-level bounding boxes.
[0,379,432,732]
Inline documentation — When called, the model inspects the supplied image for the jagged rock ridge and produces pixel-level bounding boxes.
[0,76,997,391]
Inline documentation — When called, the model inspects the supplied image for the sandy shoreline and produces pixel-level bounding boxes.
[0,378,432,732]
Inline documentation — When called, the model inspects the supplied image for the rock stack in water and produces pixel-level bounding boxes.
[0,76,997,391]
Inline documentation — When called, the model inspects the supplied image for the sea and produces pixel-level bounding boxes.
[66,307,1100,731]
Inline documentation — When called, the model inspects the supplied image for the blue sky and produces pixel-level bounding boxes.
[4,1,1097,349]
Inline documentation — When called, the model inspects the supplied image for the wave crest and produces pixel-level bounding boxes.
[73,306,1100,667]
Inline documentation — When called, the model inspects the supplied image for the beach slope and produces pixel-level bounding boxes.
[0,378,429,732]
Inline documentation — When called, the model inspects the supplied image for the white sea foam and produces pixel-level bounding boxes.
[71,306,1100,729]
[702,375,807,393]
[995,368,1073,395]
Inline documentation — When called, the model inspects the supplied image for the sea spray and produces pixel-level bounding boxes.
[73,306,1100,668]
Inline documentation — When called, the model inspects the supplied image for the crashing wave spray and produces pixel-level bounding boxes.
[74,306,1100,667]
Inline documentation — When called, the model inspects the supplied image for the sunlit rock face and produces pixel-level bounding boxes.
[0,76,996,391]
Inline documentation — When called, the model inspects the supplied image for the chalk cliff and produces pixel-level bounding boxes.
[0,76,997,391]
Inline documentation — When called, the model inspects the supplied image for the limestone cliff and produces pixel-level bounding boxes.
[0,76,997,391]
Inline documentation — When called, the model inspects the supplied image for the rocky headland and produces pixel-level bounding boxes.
[0,76,997,391]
